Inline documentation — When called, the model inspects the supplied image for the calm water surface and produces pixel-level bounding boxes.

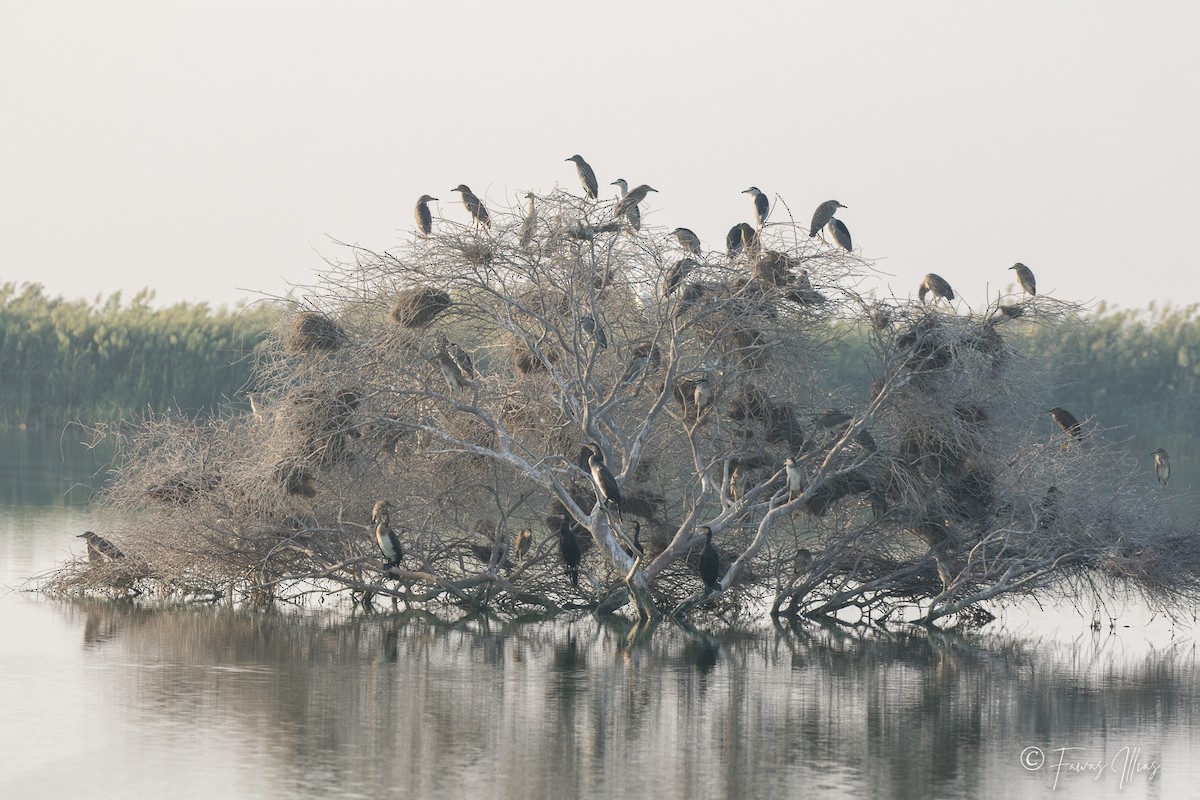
[1,429,1197,799]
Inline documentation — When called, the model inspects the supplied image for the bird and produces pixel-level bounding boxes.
[673,282,705,319]
[76,531,124,564]
[246,391,266,423]
[918,273,955,304]
[613,184,656,219]
[784,456,804,502]
[580,313,608,349]
[1048,406,1083,439]
[825,218,852,251]
[810,200,847,237]
[1010,262,1037,298]
[558,513,581,587]
[446,340,476,378]
[515,527,534,559]
[728,461,747,502]
[565,155,599,199]
[518,192,537,247]
[414,194,438,236]
[610,179,641,230]
[435,338,471,393]
[693,378,713,418]
[726,223,757,258]
[1152,448,1170,487]
[587,442,623,521]
[742,186,770,227]
[663,258,696,297]
[372,502,404,570]
[792,548,812,576]
[620,340,660,385]
[623,521,644,559]
[698,526,720,591]
[451,184,490,227]
[671,227,702,256]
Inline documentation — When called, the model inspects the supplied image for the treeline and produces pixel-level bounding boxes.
[0,283,279,425]
[827,303,1200,485]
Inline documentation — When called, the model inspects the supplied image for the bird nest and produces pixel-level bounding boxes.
[391,286,452,328]
[288,311,347,353]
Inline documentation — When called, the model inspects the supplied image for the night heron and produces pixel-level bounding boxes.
[825,218,852,252]
[726,223,757,258]
[77,531,124,564]
[693,378,713,418]
[1048,406,1083,439]
[792,547,812,576]
[671,227,702,256]
[673,282,704,319]
[1152,448,1170,487]
[451,184,490,227]
[613,184,656,219]
[698,526,720,591]
[515,527,534,560]
[558,513,581,587]
[742,187,770,227]
[566,155,599,199]
[435,337,472,393]
[372,502,404,570]
[518,192,537,247]
[610,179,641,230]
[414,194,438,236]
[1009,262,1037,298]
[580,313,608,349]
[918,273,955,304]
[587,442,623,521]
[810,200,847,237]
[784,456,804,502]
[663,258,696,297]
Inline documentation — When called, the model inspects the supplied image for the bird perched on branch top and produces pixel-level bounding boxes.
[623,521,644,559]
[610,179,641,230]
[518,192,537,247]
[826,218,852,252]
[587,442,623,521]
[726,223,758,258]
[698,526,720,591]
[613,184,656,219]
[1048,406,1083,439]
[515,527,534,560]
[451,184,490,227]
[1009,262,1036,298]
[372,501,404,570]
[558,513,581,587]
[1152,448,1170,487]
[810,200,846,237]
[671,227,702,256]
[77,531,124,564]
[414,195,438,236]
[566,155,598,199]
[918,273,955,304]
[742,186,770,227]
[784,456,804,502]
[663,258,697,298]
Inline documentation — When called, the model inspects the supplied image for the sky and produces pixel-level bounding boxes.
[3,1,1198,313]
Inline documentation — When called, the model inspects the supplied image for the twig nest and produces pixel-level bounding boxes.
[508,335,560,376]
[288,311,347,353]
[391,286,451,328]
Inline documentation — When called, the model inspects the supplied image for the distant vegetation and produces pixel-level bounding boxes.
[0,283,279,425]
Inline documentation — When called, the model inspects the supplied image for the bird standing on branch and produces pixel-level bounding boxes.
[918,273,955,305]
[372,501,404,570]
[451,184,490,227]
[414,194,438,236]
[610,179,641,230]
[587,442,623,521]
[1152,448,1170,487]
[671,227,702,256]
[1048,406,1083,439]
[566,155,599,199]
[1010,262,1037,298]
[742,186,770,227]
[558,514,581,587]
[826,218,852,251]
[515,527,534,560]
[810,200,846,237]
[698,526,720,591]
[784,456,804,502]
[613,184,656,219]
[77,531,124,564]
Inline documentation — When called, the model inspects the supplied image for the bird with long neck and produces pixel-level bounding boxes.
[587,442,623,521]
[698,526,720,591]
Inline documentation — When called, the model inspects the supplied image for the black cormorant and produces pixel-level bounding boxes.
[698,526,720,591]
[558,513,581,586]
[372,502,403,570]
[587,443,623,521]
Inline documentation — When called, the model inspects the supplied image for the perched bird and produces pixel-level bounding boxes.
[414,194,438,236]
[447,340,476,378]
[610,179,641,230]
[1048,406,1083,439]
[742,186,770,227]
[698,526,720,591]
[566,155,598,199]
[518,192,537,247]
[784,456,804,502]
[580,314,608,349]
[435,338,472,393]
[1010,262,1037,298]
[613,184,657,219]
[515,527,534,559]
[372,502,404,570]
[792,548,812,576]
[671,227,702,256]
[558,513,581,587]
[77,531,124,564]
[918,273,955,304]
[663,258,697,297]
[810,200,847,237]
[825,218,852,252]
[673,282,705,319]
[726,222,758,258]
[1152,448,1170,487]
[451,184,490,227]
[623,521,644,559]
[246,391,266,424]
[587,443,623,520]
[693,378,713,418]
[728,461,747,502]
[620,340,660,385]
[1038,485,1060,530]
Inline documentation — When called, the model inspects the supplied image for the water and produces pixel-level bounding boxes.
[1,429,1197,799]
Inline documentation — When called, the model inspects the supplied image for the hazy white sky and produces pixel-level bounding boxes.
[3,1,1198,312]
